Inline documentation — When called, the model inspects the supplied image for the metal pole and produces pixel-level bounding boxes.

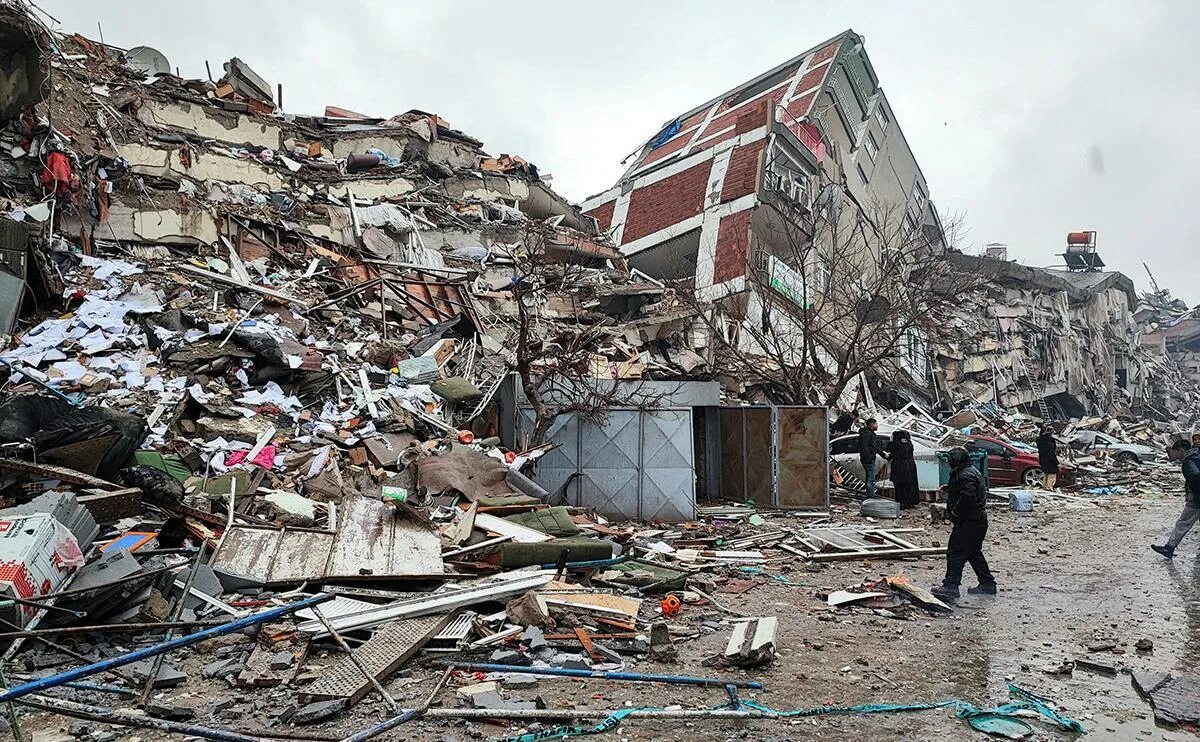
[137,546,206,705]
[429,662,764,689]
[340,666,452,742]
[0,594,332,703]
[18,694,263,742]
[0,619,227,640]
[422,707,767,720]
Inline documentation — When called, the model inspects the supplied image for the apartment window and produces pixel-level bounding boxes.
[813,257,831,292]
[864,131,879,162]
[857,162,870,184]
[903,212,917,235]
[874,103,889,133]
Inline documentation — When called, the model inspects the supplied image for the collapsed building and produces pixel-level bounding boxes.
[933,249,1142,418]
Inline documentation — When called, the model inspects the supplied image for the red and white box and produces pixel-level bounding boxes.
[0,514,85,626]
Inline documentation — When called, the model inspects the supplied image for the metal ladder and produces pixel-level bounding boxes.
[1015,355,1052,420]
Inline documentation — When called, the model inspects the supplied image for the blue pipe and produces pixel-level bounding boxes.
[0,593,332,703]
[433,661,764,689]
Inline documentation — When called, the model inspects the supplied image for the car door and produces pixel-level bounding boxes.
[969,439,1015,485]
[830,435,864,479]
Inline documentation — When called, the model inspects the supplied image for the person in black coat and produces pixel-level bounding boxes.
[932,447,996,600]
[858,419,886,497]
[888,430,920,508]
[1036,426,1060,490]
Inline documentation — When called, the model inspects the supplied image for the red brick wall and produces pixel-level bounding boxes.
[809,40,842,66]
[793,66,828,95]
[621,161,712,244]
[584,200,615,233]
[639,129,694,168]
[713,209,753,283]
[720,140,765,203]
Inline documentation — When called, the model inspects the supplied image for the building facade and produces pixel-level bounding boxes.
[581,30,938,301]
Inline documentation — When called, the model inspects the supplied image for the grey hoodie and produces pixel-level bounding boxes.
[1183,447,1200,506]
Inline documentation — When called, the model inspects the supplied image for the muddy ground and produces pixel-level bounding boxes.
[19,493,1200,741]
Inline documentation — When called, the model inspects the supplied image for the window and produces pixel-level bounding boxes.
[968,439,1007,456]
[831,437,860,455]
[813,257,831,292]
[903,212,917,234]
[874,103,889,133]
[857,163,870,184]
[863,131,879,162]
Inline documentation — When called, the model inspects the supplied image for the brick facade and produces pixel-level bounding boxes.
[713,209,754,283]
[621,160,712,244]
[584,200,615,233]
[720,140,765,203]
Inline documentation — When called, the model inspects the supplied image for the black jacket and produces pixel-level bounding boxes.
[947,463,988,523]
[1036,433,1059,475]
[1183,447,1200,506]
[888,438,918,485]
[858,427,882,465]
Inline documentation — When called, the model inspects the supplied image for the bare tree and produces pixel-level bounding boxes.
[679,165,980,407]
[496,223,677,448]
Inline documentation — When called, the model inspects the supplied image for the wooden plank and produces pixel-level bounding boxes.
[809,546,945,563]
[802,529,877,551]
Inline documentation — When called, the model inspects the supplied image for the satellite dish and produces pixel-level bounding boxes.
[124,46,171,77]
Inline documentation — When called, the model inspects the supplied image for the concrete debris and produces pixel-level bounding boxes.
[0,7,1183,742]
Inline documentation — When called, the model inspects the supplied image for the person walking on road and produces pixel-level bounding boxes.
[932,447,996,600]
[1151,440,1200,559]
[858,418,886,498]
[888,430,920,509]
[1036,426,1060,490]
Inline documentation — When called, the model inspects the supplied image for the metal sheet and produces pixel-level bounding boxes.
[776,406,828,508]
[301,613,450,704]
[639,409,695,521]
[214,527,279,583]
[213,497,442,585]
[0,270,23,337]
[269,530,334,583]
[520,408,695,522]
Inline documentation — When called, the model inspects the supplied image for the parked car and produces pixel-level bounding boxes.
[965,436,1076,487]
[831,432,942,490]
[1076,431,1159,463]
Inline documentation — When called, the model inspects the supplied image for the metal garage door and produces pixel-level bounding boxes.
[519,408,695,522]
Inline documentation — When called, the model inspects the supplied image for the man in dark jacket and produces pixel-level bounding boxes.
[1152,440,1200,559]
[932,447,996,600]
[858,419,886,497]
[1036,427,1060,490]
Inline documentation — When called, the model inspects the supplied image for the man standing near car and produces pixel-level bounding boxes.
[932,447,996,600]
[1151,440,1200,559]
[858,418,886,498]
[1036,426,1060,490]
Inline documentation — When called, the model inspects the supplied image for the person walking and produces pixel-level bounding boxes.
[858,418,886,498]
[932,447,996,600]
[888,430,920,508]
[1151,440,1200,559]
[1036,426,1060,490]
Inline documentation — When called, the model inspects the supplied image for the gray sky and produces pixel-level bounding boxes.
[38,0,1200,303]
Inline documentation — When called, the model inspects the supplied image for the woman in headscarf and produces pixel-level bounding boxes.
[889,430,920,508]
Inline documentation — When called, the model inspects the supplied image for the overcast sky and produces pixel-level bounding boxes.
[38,0,1200,303]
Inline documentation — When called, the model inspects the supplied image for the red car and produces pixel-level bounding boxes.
[965,436,1076,487]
